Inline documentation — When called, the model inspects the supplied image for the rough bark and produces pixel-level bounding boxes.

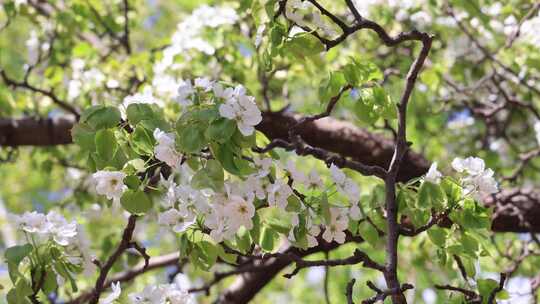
[0,116,75,146]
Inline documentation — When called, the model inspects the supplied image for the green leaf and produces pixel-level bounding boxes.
[211,143,242,175]
[496,290,509,300]
[14,278,33,298]
[71,123,96,151]
[343,62,360,86]
[195,241,218,270]
[206,118,237,143]
[235,227,252,254]
[7,288,31,304]
[260,227,277,252]
[216,245,237,265]
[177,123,207,153]
[131,125,155,155]
[120,189,153,214]
[417,181,446,210]
[441,177,462,206]
[319,72,346,103]
[410,209,430,227]
[477,278,499,298]
[191,160,224,191]
[42,267,58,295]
[53,262,78,292]
[286,195,302,212]
[95,129,118,160]
[5,244,33,266]
[81,106,121,130]
[126,103,155,125]
[319,193,331,223]
[124,158,146,173]
[358,221,379,246]
[284,32,325,59]
[461,232,479,255]
[124,175,141,190]
[250,213,261,244]
[427,227,447,247]
[354,94,378,124]
[372,87,396,120]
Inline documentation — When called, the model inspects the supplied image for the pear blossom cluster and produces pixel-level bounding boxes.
[175,78,263,136]
[151,153,366,247]
[452,157,498,200]
[157,177,207,234]
[128,282,192,304]
[422,157,498,201]
[322,207,349,244]
[216,84,262,136]
[14,211,77,246]
[92,170,127,205]
[329,164,361,220]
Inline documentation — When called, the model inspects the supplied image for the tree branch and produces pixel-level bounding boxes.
[88,215,139,304]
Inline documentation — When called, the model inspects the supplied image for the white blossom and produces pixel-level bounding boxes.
[452,157,498,200]
[219,93,262,136]
[129,282,192,304]
[153,129,182,168]
[251,157,273,178]
[244,175,266,200]
[26,30,39,65]
[349,203,361,221]
[452,157,486,176]
[305,169,324,190]
[158,208,196,233]
[100,282,121,304]
[45,211,77,246]
[14,211,77,246]
[224,195,255,230]
[329,164,360,203]
[322,208,348,244]
[15,211,48,234]
[92,171,127,204]
[267,180,293,209]
[306,224,321,247]
[534,121,540,146]
[153,5,238,77]
[255,24,265,47]
[425,162,442,184]
[205,205,235,242]
[410,11,432,28]
[194,77,214,91]
[286,159,307,186]
[312,11,337,36]
[176,80,195,106]
[213,83,235,101]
